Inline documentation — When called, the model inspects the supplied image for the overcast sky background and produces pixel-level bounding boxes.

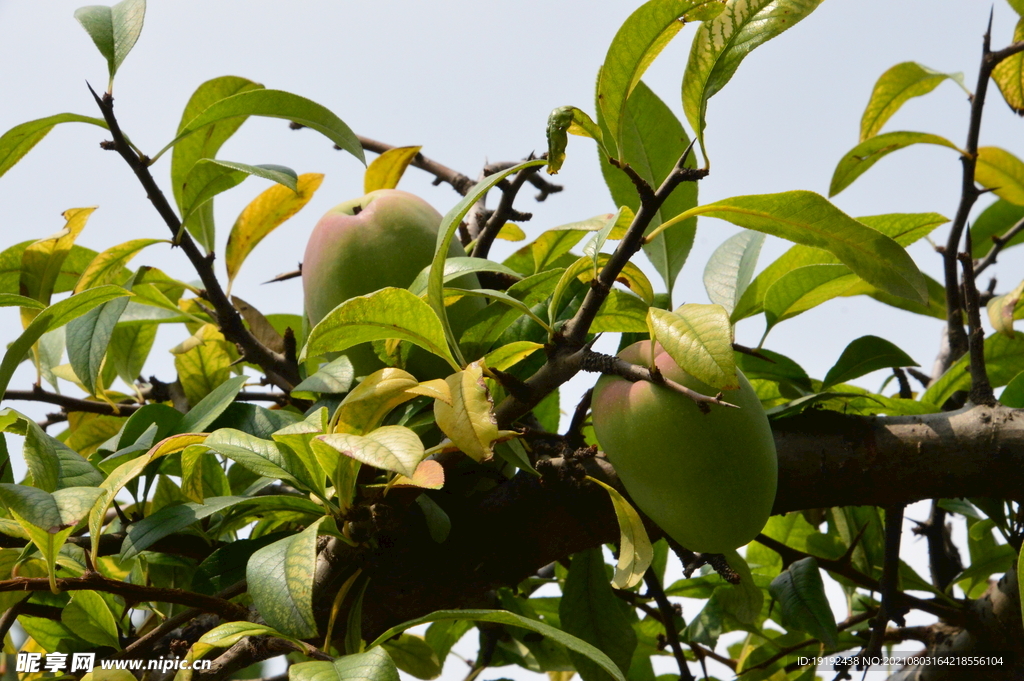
[0,1,1022,678]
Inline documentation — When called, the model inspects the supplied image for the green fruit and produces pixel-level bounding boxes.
[591,341,777,553]
[302,189,481,379]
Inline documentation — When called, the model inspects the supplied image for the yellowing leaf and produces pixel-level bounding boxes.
[993,18,1024,114]
[588,477,653,589]
[987,279,1024,337]
[391,460,445,489]
[648,304,737,390]
[976,147,1024,206]
[20,207,96,325]
[496,223,527,241]
[364,145,422,193]
[333,368,422,435]
[75,238,165,293]
[483,341,543,371]
[433,361,514,462]
[225,172,323,288]
[318,426,425,478]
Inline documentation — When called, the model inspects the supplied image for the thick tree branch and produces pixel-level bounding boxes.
[345,405,1020,639]
[91,86,300,392]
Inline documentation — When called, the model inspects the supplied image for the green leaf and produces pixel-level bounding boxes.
[170,76,266,254]
[160,89,364,165]
[560,548,637,681]
[0,294,44,310]
[66,287,133,395]
[683,0,824,161]
[178,375,249,434]
[860,62,966,141]
[247,518,324,638]
[591,289,650,334]
[204,428,308,489]
[448,288,551,333]
[180,621,301,681]
[971,199,1024,257]
[597,0,723,158]
[599,81,697,295]
[829,131,961,196]
[0,114,109,180]
[291,355,355,399]
[588,478,653,590]
[62,590,121,649]
[733,212,947,321]
[318,426,425,479]
[648,304,737,390]
[408,257,521,297]
[768,557,837,647]
[821,335,918,389]
[924,331,1024,405]
[0,485,104,591]
[735,347,813,394]
[976,146,1024,205]
[369,609,625,681]
[429,159,547,363]
[993,18,1024,114]
[1000,370,1024,407]
[1009,0,1024,16]
[703,230,765,316]
[226,173,323,288]
[669,192,927,304]
[547,106,607,174]
[762,264,854,335]
[302,287,458,370]
[179,160,298,248]
[382,634,442,680]
[73,0,146,83]
[0,285,131,400]
[291,647,400,681]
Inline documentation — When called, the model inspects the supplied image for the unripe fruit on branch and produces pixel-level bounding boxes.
[591,341,777,553]
[302,189,481,379]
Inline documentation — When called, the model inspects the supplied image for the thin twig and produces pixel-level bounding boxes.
[0,574,248,621]
[492,151,707,428]
[3,385,289,416]
[114,581,248,661]
[579,350,737,411]
[91,85,300,392]
[974,215,1024,276]
[861,505,906,668]
[941,24,1024,369]
[959,230,996,405]
[564,388,593,450]
[643,568,695,681]
[472,163,542,260]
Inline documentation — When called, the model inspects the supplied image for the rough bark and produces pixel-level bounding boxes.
[308,405,1024,679]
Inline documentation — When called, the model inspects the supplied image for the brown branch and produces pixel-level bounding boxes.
[579,349,737,411]
[0,574,248,621]
[114,581,248,661]
[974,215,1024,276]
[471,163,542,260]
[643,568,694,681]
[941,29,1024,369]
[90,85,301,392]
[492,150,708,428]
[861,505,907,668]
[3,385,289,416]
[913,502,963,591]
[324,132,477,195]
[958,233,996,405]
